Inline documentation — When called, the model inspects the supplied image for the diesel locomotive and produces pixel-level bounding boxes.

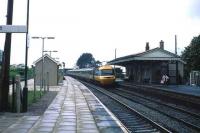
[68,65,116,86]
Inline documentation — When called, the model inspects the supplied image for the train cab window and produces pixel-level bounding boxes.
[101,69,114,76]
[94,69,100,76]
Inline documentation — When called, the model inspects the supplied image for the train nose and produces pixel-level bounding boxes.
[100,76,115,85]
[104,77,112,78]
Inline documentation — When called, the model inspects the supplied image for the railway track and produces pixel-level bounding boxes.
[109,87,200,132]
[115,87,200,117]
[119,82,200,110]
[117,83,200,115]
[82,81,171,133]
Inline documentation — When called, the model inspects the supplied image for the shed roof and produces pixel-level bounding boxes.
[108,47,186,65]
[33,54,60,65]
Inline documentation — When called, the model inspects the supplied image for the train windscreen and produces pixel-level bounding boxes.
[101,69,114,76]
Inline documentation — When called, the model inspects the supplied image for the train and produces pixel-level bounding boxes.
[68,65,116,86]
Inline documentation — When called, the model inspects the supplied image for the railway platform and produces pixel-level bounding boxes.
[120,81,200,97]
[154,85,200,97]
[1,76,128,133]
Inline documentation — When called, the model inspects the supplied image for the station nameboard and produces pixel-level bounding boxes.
[0,25,27,33]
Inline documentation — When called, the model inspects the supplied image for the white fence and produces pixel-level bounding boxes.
[190,71,200,86]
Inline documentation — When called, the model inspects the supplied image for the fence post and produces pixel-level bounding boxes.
[44,78,46,93]
[12,76,15,112]
[47,72,49,91]
[40,75,42,98]
[33,72,36,101]
[15,75,21,113]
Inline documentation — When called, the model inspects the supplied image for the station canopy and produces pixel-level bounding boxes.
[107,47,186,66]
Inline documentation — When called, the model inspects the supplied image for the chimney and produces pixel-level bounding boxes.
[145,42,149,51]
[160,40,164,50]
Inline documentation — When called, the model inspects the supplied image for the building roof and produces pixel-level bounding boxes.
[33,54,60,65]
[108,47,186,65]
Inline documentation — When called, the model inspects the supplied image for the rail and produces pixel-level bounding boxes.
[81,81,171,133]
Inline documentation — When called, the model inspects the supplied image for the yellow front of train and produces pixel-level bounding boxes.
[94,65,116,86]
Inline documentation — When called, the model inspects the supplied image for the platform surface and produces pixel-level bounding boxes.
[1,77,128,133]
[155,85,200,97]
[120,81,200,97]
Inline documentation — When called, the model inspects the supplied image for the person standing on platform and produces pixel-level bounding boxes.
[164,74,169,85]
[161,74,169,85]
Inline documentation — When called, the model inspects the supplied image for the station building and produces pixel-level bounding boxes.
[33,54,60,86]
[108,41,186,84]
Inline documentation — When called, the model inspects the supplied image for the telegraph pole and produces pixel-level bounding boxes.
[114,48,116,75]
[0,0,14,111]
[175,35,179,84]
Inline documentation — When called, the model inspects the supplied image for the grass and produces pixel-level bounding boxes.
[8,89,45,112]
[28,90,44,105]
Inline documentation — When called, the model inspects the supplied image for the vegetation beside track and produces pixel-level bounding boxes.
[28,90,44,105]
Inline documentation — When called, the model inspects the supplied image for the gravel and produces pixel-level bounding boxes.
[25,91,58,116]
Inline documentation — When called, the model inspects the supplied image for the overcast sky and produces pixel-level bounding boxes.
[0,0,200,68]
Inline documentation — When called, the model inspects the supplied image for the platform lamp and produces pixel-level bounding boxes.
[43,50,58,57]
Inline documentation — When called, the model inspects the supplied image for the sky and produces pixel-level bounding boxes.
[0,0,200,68]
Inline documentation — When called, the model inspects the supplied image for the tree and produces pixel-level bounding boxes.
[9,65,33,80]
[76,53,96,68]
[181,34,200,76]
[95,60,102,67]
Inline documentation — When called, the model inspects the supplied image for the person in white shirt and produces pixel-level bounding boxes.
[161,74,169,85]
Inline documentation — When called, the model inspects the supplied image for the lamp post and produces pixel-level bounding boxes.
[43,50,58,57]
[32,36,55,89]
[22,0,30,112]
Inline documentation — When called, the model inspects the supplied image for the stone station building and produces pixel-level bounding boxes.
[108,41,186,84]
